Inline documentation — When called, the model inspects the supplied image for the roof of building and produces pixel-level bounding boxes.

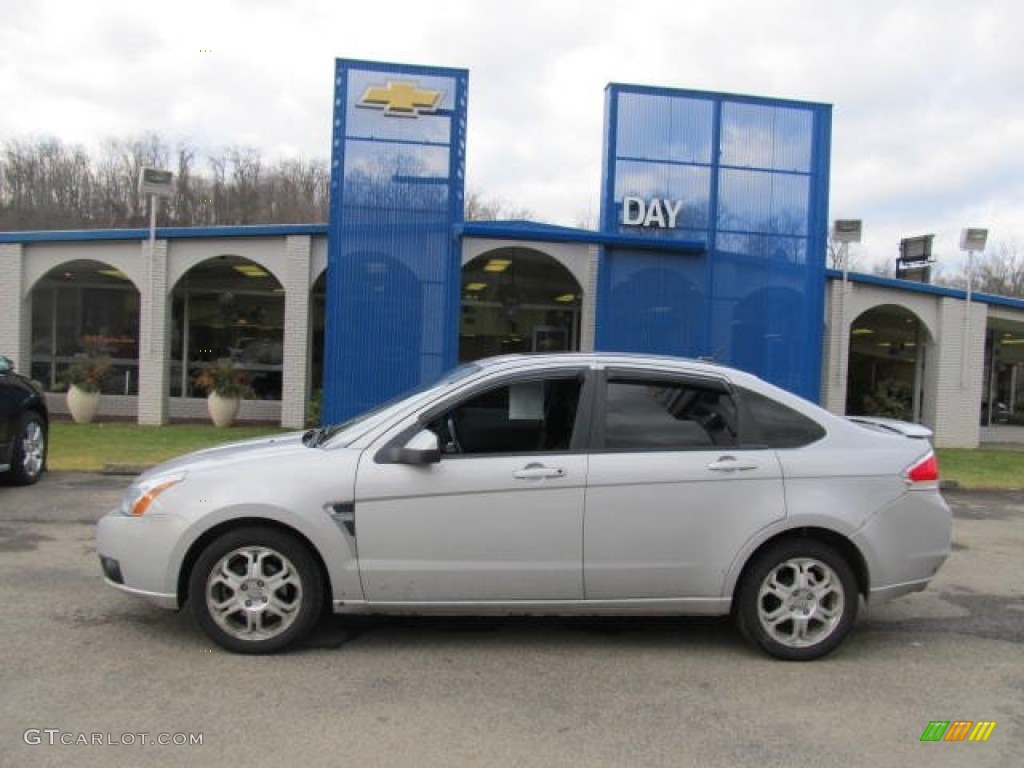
[825,268,1024,311]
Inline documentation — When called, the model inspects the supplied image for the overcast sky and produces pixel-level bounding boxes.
[2,0,1022,272]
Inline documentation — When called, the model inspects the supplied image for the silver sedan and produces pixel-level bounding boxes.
[96,354,951,660]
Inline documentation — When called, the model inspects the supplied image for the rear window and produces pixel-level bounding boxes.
[740,388,825,449]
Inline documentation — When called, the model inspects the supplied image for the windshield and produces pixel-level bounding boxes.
[313,363,481,447]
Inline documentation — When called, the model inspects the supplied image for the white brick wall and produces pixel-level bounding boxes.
[927,298,986,448]
[579,245,599,352]
[280,235,312,428]
[820,279,848,414]
[137,239,170,425]
[0,243,29,371]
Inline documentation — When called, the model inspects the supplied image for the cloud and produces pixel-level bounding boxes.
[1,0,1021,266]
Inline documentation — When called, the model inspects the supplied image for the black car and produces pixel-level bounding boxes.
[0,355,48,485]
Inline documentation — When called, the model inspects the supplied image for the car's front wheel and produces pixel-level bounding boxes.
[189,527,324,653]
[736,539,858,660]
[6,412,46,485]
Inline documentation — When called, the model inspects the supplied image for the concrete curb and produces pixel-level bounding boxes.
[100,464,153,476]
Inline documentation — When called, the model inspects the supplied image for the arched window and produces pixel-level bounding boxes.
[460,248,582,362]
[847,305,931,422]
[170,256,284,400]
[30,260,140,394]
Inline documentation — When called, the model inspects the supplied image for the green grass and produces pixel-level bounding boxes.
[936,448,1024,490]
[49,422,290,472]
[46,423,1024,489]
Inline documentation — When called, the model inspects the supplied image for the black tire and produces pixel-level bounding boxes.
[736,539,858,661]
[188,527,324,654]
[6,412,47,486]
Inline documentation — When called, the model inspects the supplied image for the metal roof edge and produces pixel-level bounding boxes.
[825,269,1024,310]
[0,224,329,244]
[457,220,706,254]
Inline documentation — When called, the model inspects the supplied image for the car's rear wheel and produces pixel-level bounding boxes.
[736,539,857,660]
[189,527,323,653]
[7,412,46,485]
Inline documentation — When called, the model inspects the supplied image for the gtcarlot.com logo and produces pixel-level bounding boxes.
[920,721,996,742]
[23,729,203,747]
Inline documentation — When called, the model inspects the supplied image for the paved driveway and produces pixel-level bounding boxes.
[1,474,1021,767]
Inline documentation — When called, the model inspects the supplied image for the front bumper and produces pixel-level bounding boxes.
[95,509,191,611]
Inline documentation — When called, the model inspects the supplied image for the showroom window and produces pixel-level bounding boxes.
[30,260,140,394]
[460,248,582,362]
[170,256,284,400]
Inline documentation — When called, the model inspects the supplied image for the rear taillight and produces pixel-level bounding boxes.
[906,452,939,484]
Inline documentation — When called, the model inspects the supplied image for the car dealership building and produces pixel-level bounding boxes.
[2,60,1023,447]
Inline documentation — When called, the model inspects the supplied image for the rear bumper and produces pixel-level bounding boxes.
[868,576,934,602]
[852,488,952,602]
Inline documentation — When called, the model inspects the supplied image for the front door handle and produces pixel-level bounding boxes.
[513,463,566,480]
[707,456,759,472]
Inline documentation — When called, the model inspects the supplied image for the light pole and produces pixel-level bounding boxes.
[959,227,988,391]
[138,168,174,354]
[832,219,862,388]
[137,168,174,424]
[140,168,174,252]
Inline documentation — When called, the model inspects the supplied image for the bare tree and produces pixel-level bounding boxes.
[263,158,328,223]
[0,137,95,229]
[827,236,867,273]
[934,239,1024,298]
[465,190,533,221]
[0,133,462,230]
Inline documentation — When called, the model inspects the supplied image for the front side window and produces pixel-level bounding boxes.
[430,376,583,456]
[601,377,737,451]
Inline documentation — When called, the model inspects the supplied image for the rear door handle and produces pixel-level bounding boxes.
[707,456,759,472]
[513,463,566,480]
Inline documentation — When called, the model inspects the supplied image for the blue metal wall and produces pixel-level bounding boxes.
[323,60,468,423]
[597,85,831,401]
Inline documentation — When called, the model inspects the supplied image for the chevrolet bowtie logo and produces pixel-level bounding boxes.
[357,81,442,117]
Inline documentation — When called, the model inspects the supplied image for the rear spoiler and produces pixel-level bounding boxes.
[847,416,933,439]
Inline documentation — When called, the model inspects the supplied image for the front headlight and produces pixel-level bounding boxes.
[120,471,188,517]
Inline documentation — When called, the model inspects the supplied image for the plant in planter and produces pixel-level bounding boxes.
[193,359,254,427]
[61,354,112,424]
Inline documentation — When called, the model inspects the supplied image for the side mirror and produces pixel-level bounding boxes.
[390,429,441,465]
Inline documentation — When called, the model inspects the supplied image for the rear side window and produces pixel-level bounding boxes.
[740,388,825,448]
[601,378,738,451]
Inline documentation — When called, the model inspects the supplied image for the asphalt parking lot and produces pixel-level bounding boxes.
[1,472,1021,768]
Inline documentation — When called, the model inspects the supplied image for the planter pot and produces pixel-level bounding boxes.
[207,393,240,428]
[67,385,101,424]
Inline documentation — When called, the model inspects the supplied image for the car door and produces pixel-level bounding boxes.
[354,369,591,603]
[0,371,14,466]
[583,370,785,600]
